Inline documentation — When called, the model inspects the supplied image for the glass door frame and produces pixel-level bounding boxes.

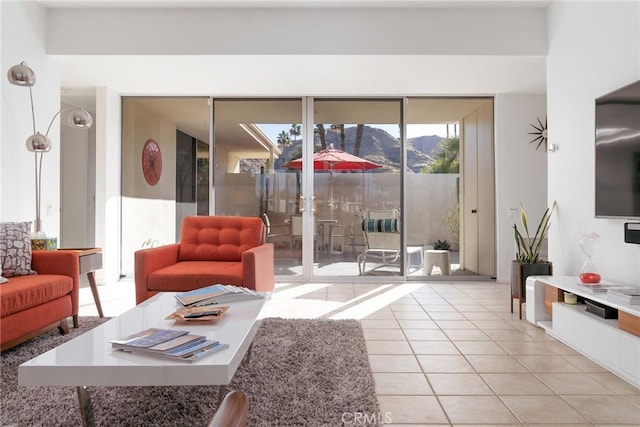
[299,96,315,280]
[290,97,412,283]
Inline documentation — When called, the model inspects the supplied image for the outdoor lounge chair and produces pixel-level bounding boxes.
[357,209,401,275]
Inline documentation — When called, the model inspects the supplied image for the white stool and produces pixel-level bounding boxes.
[406,246,424,273]
[424,250,450,275]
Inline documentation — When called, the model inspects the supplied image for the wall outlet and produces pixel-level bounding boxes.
[508,208,518,218]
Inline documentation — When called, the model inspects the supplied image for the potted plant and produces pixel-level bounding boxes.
[511,201,557,318]
[433,239,451,251]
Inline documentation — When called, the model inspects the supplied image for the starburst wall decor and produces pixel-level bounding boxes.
[528,117,548,150]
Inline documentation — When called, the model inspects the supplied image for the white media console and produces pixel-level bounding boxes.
[526,275,640,389]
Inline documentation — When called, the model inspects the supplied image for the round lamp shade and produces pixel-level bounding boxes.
[7,61,36,87]
[26,133,52,152]
[67,109,93,128]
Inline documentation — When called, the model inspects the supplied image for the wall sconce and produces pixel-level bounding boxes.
[7,61,93,235]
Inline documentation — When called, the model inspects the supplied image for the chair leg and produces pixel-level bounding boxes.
[350,235,356,258]
[357,254,364,275]
[58,318,69,335]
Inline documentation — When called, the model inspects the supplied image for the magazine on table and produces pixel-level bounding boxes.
[575,282,625,294]
[111,328,228,362]
[607,287,640,305]
[110,328,189,348]
[175,284,263,307]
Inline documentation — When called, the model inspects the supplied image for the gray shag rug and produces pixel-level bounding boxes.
[1,317,379,426]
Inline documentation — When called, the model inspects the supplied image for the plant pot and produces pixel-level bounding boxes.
[510,260,553,319]
[511,261,553,297]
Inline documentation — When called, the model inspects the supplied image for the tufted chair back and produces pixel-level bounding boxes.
[178,216,265,262]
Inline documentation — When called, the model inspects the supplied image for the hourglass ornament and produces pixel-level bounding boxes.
[579,233,601,284]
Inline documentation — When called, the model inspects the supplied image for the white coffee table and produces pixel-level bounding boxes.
[18,291,266,426]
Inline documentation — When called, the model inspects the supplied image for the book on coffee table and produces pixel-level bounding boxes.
[175,284,263,307]
[111,328,228,362]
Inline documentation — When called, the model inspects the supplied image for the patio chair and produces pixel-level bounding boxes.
[262,212,290,249]
[357,209,401,275]
[328,209,361,257]
[290,214,319,259]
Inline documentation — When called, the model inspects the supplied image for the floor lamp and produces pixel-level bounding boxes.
[7,61,93,239]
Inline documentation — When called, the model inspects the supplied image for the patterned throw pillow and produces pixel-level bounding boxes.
[0,222,37,278]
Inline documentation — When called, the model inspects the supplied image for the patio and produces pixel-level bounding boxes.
[272,244,475,279]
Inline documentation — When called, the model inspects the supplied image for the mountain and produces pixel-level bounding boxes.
[408,135,443,156]
[270,125,441,173]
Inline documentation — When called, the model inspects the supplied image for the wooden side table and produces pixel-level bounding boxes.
[59,248,104,318]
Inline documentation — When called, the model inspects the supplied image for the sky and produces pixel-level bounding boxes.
[258,123,453,146]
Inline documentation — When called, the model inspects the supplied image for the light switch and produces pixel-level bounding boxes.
[508,208,518,218]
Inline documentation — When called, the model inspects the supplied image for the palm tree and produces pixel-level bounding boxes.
[277,130,291,148]
[354,124,365,156]
[315,124,327,150]
[289,124,301,143]
[277,131,291,167]
[330,124,346,150]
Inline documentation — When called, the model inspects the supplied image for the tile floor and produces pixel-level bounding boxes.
[79,279,640,426]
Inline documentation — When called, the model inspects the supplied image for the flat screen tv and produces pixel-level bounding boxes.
[595,79,640,219]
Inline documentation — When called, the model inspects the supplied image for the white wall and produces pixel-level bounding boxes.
[547,1,640,287]
[494,94,548,282]
[1,1,61,237]
[95,87,121,284]
[48,7,547,96]
[121,197,175,274]
[122,101,177,200]
[60,101,96,248]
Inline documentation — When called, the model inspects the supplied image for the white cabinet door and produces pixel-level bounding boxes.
[553,303,618,368]
[619,332,640,386]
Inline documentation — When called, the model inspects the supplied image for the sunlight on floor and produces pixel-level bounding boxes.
[76,279,640,425]
[79,278,498,320]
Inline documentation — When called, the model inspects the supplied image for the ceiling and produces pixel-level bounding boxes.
[36,0,553,9]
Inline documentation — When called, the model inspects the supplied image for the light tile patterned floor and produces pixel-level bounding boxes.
[79,280,640,426]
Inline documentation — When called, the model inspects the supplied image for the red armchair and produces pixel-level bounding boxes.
[135,215,274,304]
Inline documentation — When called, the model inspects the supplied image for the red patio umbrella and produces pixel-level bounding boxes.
[283,144,381,219]
[282,144,381,171]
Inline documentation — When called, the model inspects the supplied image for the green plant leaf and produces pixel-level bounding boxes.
[514,201,556,263]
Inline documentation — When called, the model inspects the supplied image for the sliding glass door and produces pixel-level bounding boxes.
[211,99,304,277]
[311,99,402,278]
[120,96,495,282]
